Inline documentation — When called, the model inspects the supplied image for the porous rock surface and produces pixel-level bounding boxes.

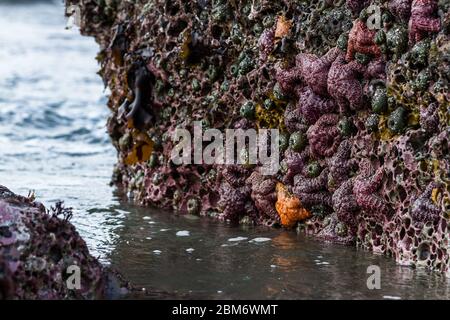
[67,0,449,274]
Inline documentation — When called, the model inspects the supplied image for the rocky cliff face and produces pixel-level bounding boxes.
[0,186,129,299]
[67,0,449,274]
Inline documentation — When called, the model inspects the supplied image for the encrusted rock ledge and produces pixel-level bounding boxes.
[67,0,449,274]
[0,185,130,299]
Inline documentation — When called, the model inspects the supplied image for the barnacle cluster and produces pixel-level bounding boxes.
[0,186,129,299]
[68,0,449,274]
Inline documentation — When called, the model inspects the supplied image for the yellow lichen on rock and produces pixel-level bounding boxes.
[255,100,285,129]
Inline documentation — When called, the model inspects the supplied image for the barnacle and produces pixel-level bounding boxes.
[365,113,380,132]
[337,117,356,137]
[408,39,431,67]
[371,87,388,114]
[387,106,408,133]
[240,101,256,119]
[278,132,290,153]
[386,24,409,59]
[289,131,307,152]
[305,161,322,178]
[187,198,201,215]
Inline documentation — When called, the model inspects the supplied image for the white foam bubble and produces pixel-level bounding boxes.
[228,236,248,242]
[249,237,271,243]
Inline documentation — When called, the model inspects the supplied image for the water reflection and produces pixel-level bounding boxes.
[108,202,450,299]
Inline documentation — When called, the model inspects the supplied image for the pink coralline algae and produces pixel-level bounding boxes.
[307,114,342,158]
[327,54,366,113]
[353,160,392,222]
[346,19,381,61]
[408,0,441,45]
[420,103,440,134]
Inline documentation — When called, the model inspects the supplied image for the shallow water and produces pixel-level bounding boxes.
[0,1,449,299]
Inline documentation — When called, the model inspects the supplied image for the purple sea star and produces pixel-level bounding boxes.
[408,0,441,45]
[327,54,366,113]
[306,114,342,158]
[352,159,391,221]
